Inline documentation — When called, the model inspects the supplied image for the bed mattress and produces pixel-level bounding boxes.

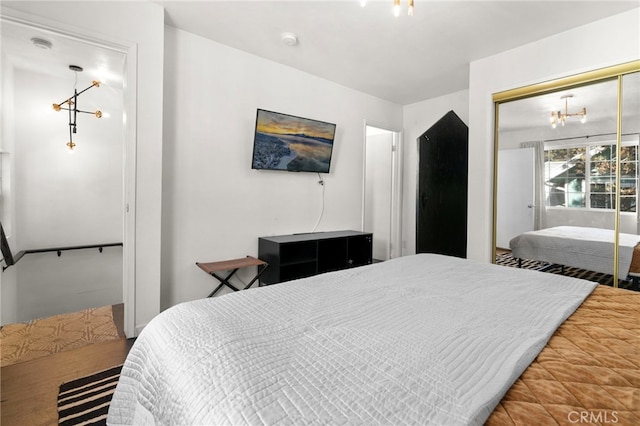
[510,226,640,277]
[108,254,598,426]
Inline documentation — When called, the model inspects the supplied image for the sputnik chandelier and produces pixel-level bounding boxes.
[550,94,586,129]
[360,0,415,17]
[53,65,102,152]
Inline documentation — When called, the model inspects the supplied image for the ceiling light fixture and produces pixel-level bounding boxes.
[550,95,587,128]
[52,65,102,152]
[30,37,53,50]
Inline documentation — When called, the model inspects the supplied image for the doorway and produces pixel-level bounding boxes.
[496,147,535,249]
[363,124,403,261]
[0,17,129,326]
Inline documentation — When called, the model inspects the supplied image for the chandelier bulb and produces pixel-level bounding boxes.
[408,0,414,16]
[360,0,366,7]
[393,0,400,17]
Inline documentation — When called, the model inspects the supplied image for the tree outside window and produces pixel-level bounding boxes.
[544,144,637,212]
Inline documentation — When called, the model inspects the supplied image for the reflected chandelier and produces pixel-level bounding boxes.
[53,65,102,152]
[550,94,586,128]
[360,0,415,17]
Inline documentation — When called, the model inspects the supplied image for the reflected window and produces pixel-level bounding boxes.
[544,143,638,212]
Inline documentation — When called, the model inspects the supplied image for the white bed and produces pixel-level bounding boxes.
[509,225,640,277]
[107,253,597,426]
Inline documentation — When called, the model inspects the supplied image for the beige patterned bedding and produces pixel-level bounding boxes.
[487,285,640,425]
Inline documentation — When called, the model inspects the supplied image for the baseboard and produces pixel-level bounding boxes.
[134,323,147,337]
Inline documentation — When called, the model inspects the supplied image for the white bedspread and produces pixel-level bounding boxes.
[510,225,640,276]
[107,253,596,426]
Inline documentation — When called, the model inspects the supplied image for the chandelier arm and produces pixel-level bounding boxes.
[74,109,99,115]
[73,90,78,134]
[56,107,98,115]
[54,82,99,107]
[68,105,73,143]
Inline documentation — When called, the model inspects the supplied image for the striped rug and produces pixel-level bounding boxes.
[57,364,122,425]
[496,252,636,291]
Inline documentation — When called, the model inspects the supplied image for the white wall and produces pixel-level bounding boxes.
[401,90,469,255]
[15,247,122,322]
[0,44,16,324]
[1,1,165,333]
[468,8,640,262]
[161,26,403,308]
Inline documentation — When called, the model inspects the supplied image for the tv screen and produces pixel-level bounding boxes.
[252,109,336,173]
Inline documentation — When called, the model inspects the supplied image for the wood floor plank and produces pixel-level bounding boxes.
[1,337,134,426]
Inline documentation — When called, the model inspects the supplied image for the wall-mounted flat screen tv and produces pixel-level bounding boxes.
[251,109,336,173]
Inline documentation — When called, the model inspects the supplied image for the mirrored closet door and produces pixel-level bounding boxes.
[493,61,640,288]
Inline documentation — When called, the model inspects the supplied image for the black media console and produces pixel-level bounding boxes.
[258,230,373,285]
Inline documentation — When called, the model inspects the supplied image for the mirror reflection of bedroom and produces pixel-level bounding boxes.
[495,68,640,289]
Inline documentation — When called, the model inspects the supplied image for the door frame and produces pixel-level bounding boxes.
[1,10,137,337]
[361,121,403,259]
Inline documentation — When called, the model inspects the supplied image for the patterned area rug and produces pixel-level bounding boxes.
[0,305,121,367]
[58,364,122,426]
[496,252,635,291]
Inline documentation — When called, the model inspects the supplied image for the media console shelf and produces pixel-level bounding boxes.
[258,230,373,285]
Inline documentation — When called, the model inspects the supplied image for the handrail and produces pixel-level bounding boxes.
[2,242,123,271]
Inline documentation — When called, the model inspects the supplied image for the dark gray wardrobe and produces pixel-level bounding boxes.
[416,110,468,258]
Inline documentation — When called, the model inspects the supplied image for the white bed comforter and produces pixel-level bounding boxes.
[510,225,640,276]
[107,253,596,426]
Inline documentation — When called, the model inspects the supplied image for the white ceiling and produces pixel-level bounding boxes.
[1,0,638,121]
[156,0,640,105]
[0,16,126,89]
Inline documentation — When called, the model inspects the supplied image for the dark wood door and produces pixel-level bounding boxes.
[416,110,468,258]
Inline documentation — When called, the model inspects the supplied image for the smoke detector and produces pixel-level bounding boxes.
[281,32,298,47]
[30,37,53,50]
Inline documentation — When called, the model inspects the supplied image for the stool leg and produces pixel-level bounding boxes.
[243,263,269,290]
[208,282,226,298]
[213,270,242,292]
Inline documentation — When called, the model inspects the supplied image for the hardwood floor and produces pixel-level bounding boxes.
[1,304,134,426]
[1,338,134,426]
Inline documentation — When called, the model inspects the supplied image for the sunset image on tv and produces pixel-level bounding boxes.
[252,109,336,173]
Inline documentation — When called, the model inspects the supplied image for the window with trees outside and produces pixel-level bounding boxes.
[544,143,638,212]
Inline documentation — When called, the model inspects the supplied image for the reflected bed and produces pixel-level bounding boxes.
[510,226,640,279]
[107,253,640,425]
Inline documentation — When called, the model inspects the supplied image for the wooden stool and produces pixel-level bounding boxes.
[196,256,268,297]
